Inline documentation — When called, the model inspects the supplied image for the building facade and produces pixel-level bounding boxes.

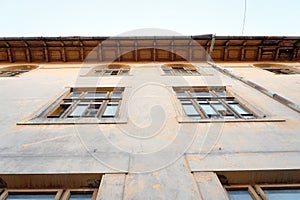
[0,36,300,199]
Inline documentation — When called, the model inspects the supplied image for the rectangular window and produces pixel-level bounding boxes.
[254,64,300,75]
[47,87,124,119]
[0,189,97,200]
[262,66,299,75]
[69,193,93,200]
[162,64,200,75]
[225,185,300,200]
[228,190,253,200]
[0,190,62,200]
[263,189,300,199]
[87,64,130,76]
[0,65,37,77]
[67,191,96,200]
[174,87,256,120]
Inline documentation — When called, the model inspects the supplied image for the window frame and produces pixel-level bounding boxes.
[225,185,261,200]
[173,86,284,123]
[0,65,38,77]
[0,188,98,200]
[174,86,256,121]
[224,184,300,200]
[61,189,98,200]
[0,189,63,200]
[161,63,202,76]
[253,63,300,75]
[17,87,127,125]
[85,64,130,77]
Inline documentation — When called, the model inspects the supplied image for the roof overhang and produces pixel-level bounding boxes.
[0,35,299,63]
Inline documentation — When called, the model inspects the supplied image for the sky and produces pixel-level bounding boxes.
[0,0,299,37]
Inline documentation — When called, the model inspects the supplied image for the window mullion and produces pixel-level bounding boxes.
[193,98,208,118]
[54,189,64,200]
[208,100,222,118]
[97,100,109,118]
[61,100,80,118]
[254,186,268,200]
[187,90,208,118]
[0,189,8,200]
[248,186,262,200]
[219,99,242,119]
[80,102,91,117]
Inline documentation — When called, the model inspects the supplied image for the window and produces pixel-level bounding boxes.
[0,65,38,77]
[0,190,62,200]
[19,87,126,124]
[87,64,130,76]
[47,87,124,119]
[162,63,200,75]
[225,185,300,200]
[0,174,100,200]
[174,87,256,120]
[66,190,96,200]
[0,189,97,200]
[254,63,300,75]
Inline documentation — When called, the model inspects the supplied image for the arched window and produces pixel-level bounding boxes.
[87,63,130,76]
[0,65,38,77]
[253,63,299,75]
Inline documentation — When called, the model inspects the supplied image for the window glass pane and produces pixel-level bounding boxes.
[87,109,98,117]
[213,104,226,111]
[163,69,172,75]
[173,68,188,75]
[176,91,186,97]
[191,92,212,98]
[70,92,81,99]
[102,104,118,117]
[215,91,227,97]
[69,193,93,200]
[228,190,253,200]
[48,104,70,118]
[182,104,199,116]
[264,189,300,200]
[229,103,249,115]
[199,104,217,115]
[111,91,122,98]
[84,92,106,99]
[6,194,56,200]
[212,103,234,117]
[83,104,101,117]
[111,70,119,75]
[69,105,88,117]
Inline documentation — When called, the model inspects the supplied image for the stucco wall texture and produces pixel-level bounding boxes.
[0,62,299,199]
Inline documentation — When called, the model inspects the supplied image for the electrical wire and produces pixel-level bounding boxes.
[242,0,247,35]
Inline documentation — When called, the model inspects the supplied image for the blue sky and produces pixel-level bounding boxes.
[0,0,298,36]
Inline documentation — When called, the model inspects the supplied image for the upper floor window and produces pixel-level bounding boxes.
[225,185,300,200]
[0,189,97,200]
[162,63,200,75]
[47,87,124,119]
[174,86,256,120]
[87,63,130,76]
[19,87,126,124]
[254,63,300,75]
[0,65,38,77]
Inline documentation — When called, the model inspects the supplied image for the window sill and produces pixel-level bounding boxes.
[17,117,127,125]
[177,116,286,123]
